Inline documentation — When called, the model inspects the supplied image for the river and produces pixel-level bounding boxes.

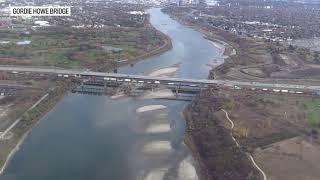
[2,8,223,180]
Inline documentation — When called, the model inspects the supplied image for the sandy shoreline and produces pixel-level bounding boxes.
[145,123,171,133]
[118,20,173,67]
[110,92,126,99]
[0,15,174,176]
[143,156,198,180]
[162,10,231,180]
[142,141,172,154]
[165,12,230,58]
[136,105,167,113]
[148,66,179,77]
[142,89,175,99]
[144,168,168,180]
[0,126,29,175]
[209,41,225,51]
[0,9,227,179]
[178,156,198,180]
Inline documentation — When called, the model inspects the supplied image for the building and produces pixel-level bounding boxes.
[0,6,10,28]
[34,20,50,26]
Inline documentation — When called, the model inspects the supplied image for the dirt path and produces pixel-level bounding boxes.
[221,109,267,180]
[0,93,49,140]
[0,93,49,175]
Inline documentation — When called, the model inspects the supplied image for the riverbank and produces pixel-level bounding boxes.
[0,80,73,175]
[183,89,261,180]
[161,8,258,179]
[118,22,173,66]
[0,18,172,73]
[162,6,320,180]
[182,84,320,180]
[160,9,235,80]
[0,12,174,175]
[162,7,320,82]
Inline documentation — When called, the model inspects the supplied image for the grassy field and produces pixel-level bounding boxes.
[304,99,320,129]
[0,27,164,70]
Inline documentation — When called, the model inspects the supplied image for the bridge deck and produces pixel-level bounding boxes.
[0,66,319,92]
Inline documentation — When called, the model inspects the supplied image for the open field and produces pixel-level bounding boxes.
[217,89,319,148]
[303,99,320,130]
[254,137,320,180]
[184,86,320,180]
[1,2,172,72]
[0,27,168,71]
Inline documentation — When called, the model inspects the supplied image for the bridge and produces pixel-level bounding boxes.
[1,66,320,94]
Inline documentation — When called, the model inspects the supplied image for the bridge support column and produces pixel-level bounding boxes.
[104,81,107,94]
[175,85,178,96]
[81,81,84,91]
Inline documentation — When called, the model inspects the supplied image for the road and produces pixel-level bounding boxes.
[0,93,49,140]
[0,66,319,92]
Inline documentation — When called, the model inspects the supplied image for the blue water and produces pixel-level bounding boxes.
[2,8,222,180]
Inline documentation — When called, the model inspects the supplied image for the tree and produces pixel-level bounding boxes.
[288,44,295,51]
[233,127,249,138]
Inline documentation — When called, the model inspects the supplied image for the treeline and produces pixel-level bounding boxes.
[184,89,261,180]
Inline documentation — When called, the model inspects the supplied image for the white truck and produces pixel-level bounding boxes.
[234,85,242,90]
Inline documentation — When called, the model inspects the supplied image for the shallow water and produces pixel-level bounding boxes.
[2,8,223,180]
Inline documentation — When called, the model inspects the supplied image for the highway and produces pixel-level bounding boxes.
[0,66,320,92]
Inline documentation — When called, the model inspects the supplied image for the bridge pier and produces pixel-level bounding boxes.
[81,81,84,91]
[175,83,181,96]
[175,86,179,96]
